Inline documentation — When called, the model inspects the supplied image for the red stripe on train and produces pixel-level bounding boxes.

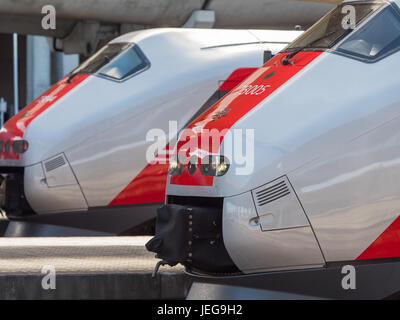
[108,145,172,206]
[218,68,257,91]
[108,68,258,205]
[171,51,323,186]
[0,75,89,160]
[357,215,400,260]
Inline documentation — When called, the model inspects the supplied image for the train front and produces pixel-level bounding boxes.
[0,40,147,218]
[148,0,400,276]
[0,73,89,217]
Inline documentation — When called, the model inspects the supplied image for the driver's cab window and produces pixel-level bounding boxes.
[98,45,149,80]
[284,3,383,52]
[68,42,150,81]
[337,5,400,62]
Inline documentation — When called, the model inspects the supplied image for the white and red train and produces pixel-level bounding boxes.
[0,28,301,234]
[147,0,400,298]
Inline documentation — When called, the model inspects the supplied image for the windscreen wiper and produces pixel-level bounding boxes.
[66,72,79,83]
[67,56,112,83]
[282,30,339,65]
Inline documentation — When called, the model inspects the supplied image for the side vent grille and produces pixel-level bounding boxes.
[44,155,66,172]
[255,180,290,207]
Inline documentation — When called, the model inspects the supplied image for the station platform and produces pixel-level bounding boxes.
[0,236,192,299]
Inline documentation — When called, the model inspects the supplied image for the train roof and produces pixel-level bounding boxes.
[110,28,303,50]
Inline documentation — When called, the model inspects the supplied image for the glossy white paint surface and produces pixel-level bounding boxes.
[24,163,88,213]
[223,192,324,273]
[291,114,400,261]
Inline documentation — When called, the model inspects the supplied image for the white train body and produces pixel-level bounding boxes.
[148,1,400,275]
[0,28,300,234]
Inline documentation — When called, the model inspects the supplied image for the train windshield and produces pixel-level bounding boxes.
[336,4,400,62]
[284,2,385,52]
[69,42,149,81]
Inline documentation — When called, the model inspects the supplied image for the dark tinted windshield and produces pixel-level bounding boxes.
[285,2,385,51]
[337,4,400,61]
[69,42,149,81]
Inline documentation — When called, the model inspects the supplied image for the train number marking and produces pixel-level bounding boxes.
[237,84,271,96]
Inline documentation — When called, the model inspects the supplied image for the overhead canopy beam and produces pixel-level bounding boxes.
[0,0,335,31]
[299,0,342,4]
[0,0,336,55]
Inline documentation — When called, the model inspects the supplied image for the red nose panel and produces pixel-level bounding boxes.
[218,68,257,91]
[108,68,258,206]
[0,75,89,160]
[170,51,323,186]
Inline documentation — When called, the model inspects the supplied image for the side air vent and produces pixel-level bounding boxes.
[255,180,290,207]
[44,155,66,172]
[251,176,309,232]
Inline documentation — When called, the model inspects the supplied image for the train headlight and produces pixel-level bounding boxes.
[12,140,29,154]
[201,155,230,177]
[216,161,229,176]
[168,155,184,175]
